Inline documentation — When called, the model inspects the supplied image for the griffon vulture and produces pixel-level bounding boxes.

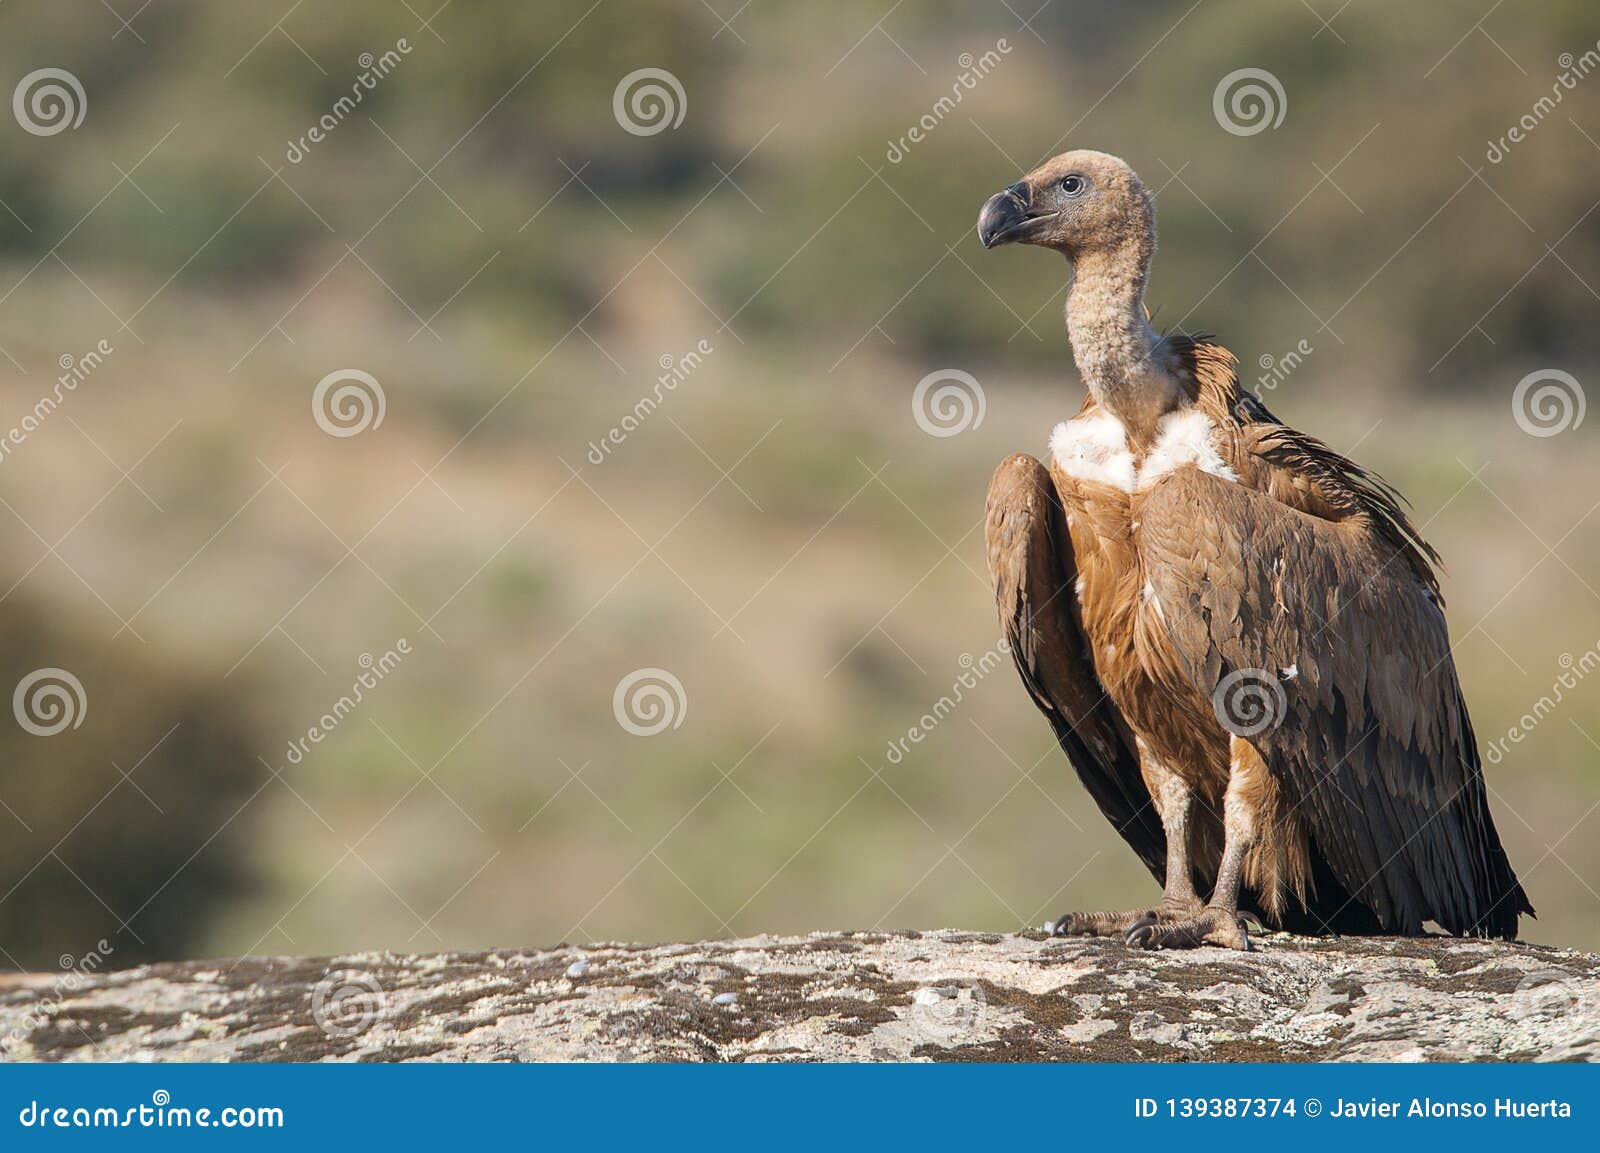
[977,150,1532,949]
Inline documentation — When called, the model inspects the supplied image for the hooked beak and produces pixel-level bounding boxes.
[977,182,1055,249]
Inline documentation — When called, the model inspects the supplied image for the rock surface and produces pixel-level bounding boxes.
[3,930,1597,1062]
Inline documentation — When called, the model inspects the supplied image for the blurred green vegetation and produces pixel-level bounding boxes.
[0,1,1596,967]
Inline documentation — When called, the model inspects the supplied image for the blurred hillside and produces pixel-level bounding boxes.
[0,0,1596,969]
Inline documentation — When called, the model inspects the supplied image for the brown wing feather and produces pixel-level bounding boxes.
[984,454,1167,881]
[1173,336,1442,596]
[1136,468,1532,938]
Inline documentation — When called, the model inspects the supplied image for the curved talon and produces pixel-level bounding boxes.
[1125,908,1252,952]
[1123,913,1158,948]
[1130,921,1195,950]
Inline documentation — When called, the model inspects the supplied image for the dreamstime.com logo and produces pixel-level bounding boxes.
[17,1090,284,1130]
[1511,368,1585,437]
[12,668,87,736]
[13,67,86,136]
[1211,667,1287,738]
[309,970,386,1039]
[613,68,686,136]
[312,369,386,437]
[612,667,687,736]
[912,369,985,438]
[907,982,987,1049]
[1213,68,1287,136]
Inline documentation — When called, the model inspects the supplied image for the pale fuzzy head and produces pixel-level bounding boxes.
[976,150,1155,261]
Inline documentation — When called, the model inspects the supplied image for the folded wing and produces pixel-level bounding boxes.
[1137,469,1532,937]
[984,454,1168,881]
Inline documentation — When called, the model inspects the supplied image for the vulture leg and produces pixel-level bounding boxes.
[983,455,1179,938]
[1128,736,1261,951]
[1061,752,1205,939]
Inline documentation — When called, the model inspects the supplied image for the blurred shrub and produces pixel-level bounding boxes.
[0,601,266,969]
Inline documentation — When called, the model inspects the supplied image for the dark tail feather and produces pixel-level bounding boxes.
[1272,843,1385,936]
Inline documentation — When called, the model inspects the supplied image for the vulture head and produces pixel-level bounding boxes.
[976,149,1155,262]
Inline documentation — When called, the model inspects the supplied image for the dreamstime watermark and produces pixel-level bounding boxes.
[1506,967,1596,1024]
[285,39,413,164]
[13,67,86,136]
[1486,43,1600,164]
[906,981,988,1048]
[1211,667,1288,738]
[1213,68,1286,136]
[1484,642,1600,765]
[912,369,985,438]
[0,339,114,465]
[587,338,713,464]
[309,969,386,1039]
[283,640,411,765]
[612,667,687,736]
[883,639,1010,766]
[286,639,416,764]
[568,1006,677,1059]
[613,68,685,136]
[1,939,114,1052]
[884,39,1012,164]
[312,368,386,437]
[17,1092,284,1130]
[1254,338,1313,396]
[1511,368,1584,438]
[12,667,87,736]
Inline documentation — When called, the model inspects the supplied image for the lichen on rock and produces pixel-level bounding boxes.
[2,930,1596,1062]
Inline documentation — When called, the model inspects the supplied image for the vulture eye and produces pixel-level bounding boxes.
[1060,174,1086,196]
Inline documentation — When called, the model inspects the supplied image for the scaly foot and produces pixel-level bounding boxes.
[1124,905,1252,951]
[1047,897,1204,940]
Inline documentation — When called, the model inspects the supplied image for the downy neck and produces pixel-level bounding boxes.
[1064,242,1181,442]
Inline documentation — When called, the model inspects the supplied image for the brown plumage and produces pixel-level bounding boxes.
[977,151,1531,948]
